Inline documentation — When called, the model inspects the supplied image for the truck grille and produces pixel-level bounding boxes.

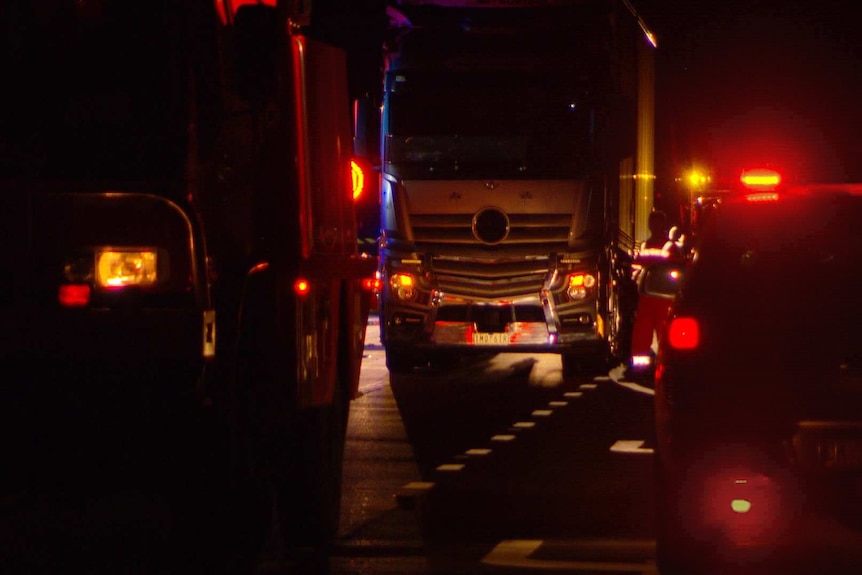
[412,212,571,247]
[431,255,550,298]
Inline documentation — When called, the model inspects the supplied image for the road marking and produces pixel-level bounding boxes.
[466,448,492,456]
[564,391,583,398]
[578,383,598,390]
[532,409,553,417]
[436,463,466,472]
[549,401,568,407]
[482,539,658,572]
[513,421,536,429]
[491,434,516,442]
[610,440,654,455]
[615,380,655,396]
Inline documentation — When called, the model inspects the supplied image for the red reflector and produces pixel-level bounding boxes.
[58,284,91,307]
[361,277,381,291]
[667,317,699,349]
[294,278,311,296]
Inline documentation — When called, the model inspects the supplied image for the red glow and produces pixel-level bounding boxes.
[351,159,365,201]
[361,276,381,292]
[740,168,782,190]
[58,284,91,307]
[744,192,780,203]
[215,0,277,25]
[667,317,700,349]
[703,472,783,546]
[294,278,311,296]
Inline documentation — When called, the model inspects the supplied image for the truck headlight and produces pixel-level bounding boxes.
[390,273,417,301]
[566,272,596,300]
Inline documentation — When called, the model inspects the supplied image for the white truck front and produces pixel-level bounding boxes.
[377,0,655,375]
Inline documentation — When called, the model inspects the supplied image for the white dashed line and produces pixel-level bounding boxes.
[532,409,553,417]
[482,539,658,572]
[564,392,583,398]
[491,434,517,442]
[513,421,536,429]
[466,448,492,456]
[609,440,654,455]
[436,463,466,472]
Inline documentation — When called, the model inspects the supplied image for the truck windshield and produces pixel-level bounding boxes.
[384,68,594,179]
[0,3,217,192]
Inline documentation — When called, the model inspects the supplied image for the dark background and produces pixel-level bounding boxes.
[326,0,862,218]
[640,0,861,186]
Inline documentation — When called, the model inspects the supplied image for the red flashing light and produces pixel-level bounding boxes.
[58,284,91,307]
[740,168,781,191]
[667,316,700,350]
[744,192,780,203]
[294,278,311,296]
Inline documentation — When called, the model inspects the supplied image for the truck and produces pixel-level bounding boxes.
[369,0,657,375]
[0,0,376,570]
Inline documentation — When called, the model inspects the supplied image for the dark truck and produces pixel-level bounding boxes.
[0,0,376,570]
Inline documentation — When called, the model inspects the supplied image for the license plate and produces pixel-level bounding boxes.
[472,331,510,345]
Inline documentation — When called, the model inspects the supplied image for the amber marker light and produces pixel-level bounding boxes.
[351,159,365,201]
[96,249,157,288]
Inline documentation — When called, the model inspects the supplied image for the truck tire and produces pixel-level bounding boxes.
[385,347,421,373]
[561,352,606,379]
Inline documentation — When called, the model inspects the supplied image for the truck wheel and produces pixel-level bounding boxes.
[561,353,606,379]
[385,347,420,374]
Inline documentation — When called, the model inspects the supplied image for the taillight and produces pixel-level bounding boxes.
[58,284,91,307]
[362,272,382,293]
[667,316,699,349]
[294,278,311,296]
[351,159,365,201]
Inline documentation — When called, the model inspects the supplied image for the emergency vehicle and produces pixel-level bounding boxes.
[365,0,658,375]
[654,168,862,573]
[0,0,376,568]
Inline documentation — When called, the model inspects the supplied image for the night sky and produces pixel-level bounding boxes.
[639,0,862,186]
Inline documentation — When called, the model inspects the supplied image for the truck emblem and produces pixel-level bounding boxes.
[484,181,498,190]
[472,207,510,245]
